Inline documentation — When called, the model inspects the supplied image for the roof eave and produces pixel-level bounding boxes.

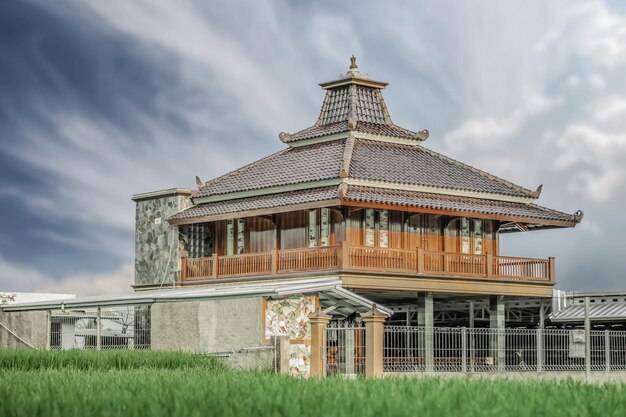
[319,77,388,90]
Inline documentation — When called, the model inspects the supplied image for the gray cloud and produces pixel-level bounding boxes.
[1,0,625,293]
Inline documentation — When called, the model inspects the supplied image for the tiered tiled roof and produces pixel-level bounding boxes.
[280,56,428,143]
[169,183,580,226]
[170,56,582,229]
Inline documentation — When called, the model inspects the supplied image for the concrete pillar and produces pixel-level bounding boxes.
[362,304,387,378]
[489,295,505,370]
[469,301,475,372]
[309,307,331,378]
[417,292,434,371]
[344,329,355,375]
[537,301,545,372]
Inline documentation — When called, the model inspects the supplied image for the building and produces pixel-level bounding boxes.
[128,56,583,371]
[4,57,599,376]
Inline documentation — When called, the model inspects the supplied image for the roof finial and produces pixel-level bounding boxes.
[350,54,358,70]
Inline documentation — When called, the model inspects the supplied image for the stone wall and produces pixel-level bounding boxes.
[151,297,273,369]
[265,296,316,376]
[132,189,192,286]
[0,310,48,349]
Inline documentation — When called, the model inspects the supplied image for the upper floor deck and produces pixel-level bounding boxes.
[177,207,555,290]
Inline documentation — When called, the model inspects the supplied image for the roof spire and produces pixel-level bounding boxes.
[350,54,358,70]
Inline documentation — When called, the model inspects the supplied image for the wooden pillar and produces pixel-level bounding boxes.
[212,253,218,278]
[309,307,331,378]
[362,304,388,378]
[549,257,556,282]
[417,247,424,274]
[338,240,349,270]
[180,257,188,282]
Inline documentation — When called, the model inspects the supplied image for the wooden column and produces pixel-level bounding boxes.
[309,307,331,378]
[417,247,424,274]
[180,257,188,282]
[212,253,218,278]
[362,304,388,378]
[338,240,350,270]
[549,257,556,283]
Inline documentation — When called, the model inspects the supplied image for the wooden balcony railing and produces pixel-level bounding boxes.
[181,242,555,283]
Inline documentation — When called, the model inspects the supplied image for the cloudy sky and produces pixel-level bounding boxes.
[1,0,625,295]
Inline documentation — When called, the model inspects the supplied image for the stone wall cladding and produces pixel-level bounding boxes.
[265,296,316,376]
[134,192,192,286]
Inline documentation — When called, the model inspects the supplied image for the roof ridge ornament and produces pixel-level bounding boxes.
[341,54,368,80]
[350,54,358,69]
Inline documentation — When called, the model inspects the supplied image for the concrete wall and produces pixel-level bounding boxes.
[151,297,273,369]
[0,310,48,349]
[133,189,192,286]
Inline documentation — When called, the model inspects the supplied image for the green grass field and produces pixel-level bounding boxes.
[0,350,625,417]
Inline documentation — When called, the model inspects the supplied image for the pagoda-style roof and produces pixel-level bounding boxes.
[170,56,583,230]
[279,55,429,144]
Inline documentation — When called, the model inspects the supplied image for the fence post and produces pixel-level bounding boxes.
[584,297,591,377]
[605,330,610,372]
[96,307,102,351]
[45,309,52,351]
[362,304,388,378]
[309,307,331,378]
[485,253,493,277]
[536,328,543,372]
[462,327,467,373]
[548,257,555,282]
[271,335,290,375]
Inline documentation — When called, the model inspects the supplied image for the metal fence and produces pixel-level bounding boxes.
[383,326,626,373]
[324,323,365,376]
[50,306,150,350]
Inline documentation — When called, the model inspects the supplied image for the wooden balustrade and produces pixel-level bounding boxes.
[181,245,554,283]
[219,252,272,277]
[347,246,417,273]
[278,245,339,272]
